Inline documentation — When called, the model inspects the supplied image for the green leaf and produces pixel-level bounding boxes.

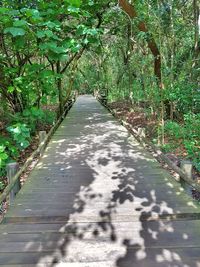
[0,153,8,160]
[0,146,5,153]
[7,86,21,93]
[87,28,98,36]
[43,21,61,29]
[65,0,82,7]
[16,87,22,93]
[7,86,15,93]
[4,27,25,37]
[70,43,81,53]
[39,70,54,78]
[83,38,89,44]
[36,31,45,38]
[20,140,30,149]
[7,123,30,150]
[39,42,67,54]
[87,36,97,44]
[13,20,27,27]
[26,9,40,18]
[8,10,20,16]
[76,24,86,35]
[67,6,80,13]
[0,7,9,14]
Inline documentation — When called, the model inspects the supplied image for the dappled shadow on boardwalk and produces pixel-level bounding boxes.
[1,96,200,266]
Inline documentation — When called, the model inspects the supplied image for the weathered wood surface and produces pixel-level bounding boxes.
[0,95,200,266]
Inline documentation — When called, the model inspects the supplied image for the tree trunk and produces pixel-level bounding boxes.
[118,0,162,86]
[194,0,200,57]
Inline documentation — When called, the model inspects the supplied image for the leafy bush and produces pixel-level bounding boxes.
[18,108,56,133]
[7,123,31,150]
[0,107,56,179]
[164,113,200,170]
[0,136,19,176]
[161,143,178,153]
[0,123,30,177]
[184,113,200,139]
[22,108,45,132]
[0,145,9,176]
[183,113,200,170]
[164,121,184,140]
[0,108,56,178]
[42,110,56,125]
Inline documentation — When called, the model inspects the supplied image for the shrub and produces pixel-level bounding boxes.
[0,136,19,176]
[164,121,185,140]
[7,123,31,150]
[164,113,200,171]
[0,145,8,176]
[20,108,56,133]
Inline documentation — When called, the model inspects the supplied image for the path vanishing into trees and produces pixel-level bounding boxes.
[0,95,200,266]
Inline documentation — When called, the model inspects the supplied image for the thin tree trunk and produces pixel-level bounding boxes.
[56,61,63,117]
[194,0,200,57]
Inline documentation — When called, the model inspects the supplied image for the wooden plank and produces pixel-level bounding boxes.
[0,220,200,249]
[0,248,199,266]
[0,223,65,233]
[0,220,200,236]
[3,212,200,225]
[0,241,200,254]
[11,191,192,207]
[0,263,114,267]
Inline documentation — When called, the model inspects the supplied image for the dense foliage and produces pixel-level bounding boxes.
[0,0,199,184]
[0,0,107,180]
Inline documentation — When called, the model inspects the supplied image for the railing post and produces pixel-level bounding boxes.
[94,90,97,98]
[75,90,78,99]
[180,160,193,179]
[138,127,146,141]
[39,131,47,156]
[6,162,20,204]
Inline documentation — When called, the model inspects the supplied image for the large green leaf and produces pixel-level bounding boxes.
[42,21,61,30]
[13,20,27,27]
[36,30,46,38]
[4,27,25,37]
[39,42,67,54]
[36,30,53,38]
[36,30,61,41]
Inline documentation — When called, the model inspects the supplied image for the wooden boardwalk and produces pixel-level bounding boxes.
[0,95,200,266]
